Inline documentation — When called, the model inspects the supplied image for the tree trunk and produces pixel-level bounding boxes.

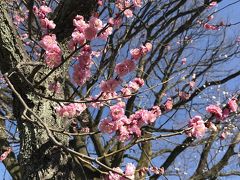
[0,1,98,179]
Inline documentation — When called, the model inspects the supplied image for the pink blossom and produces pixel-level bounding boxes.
[106,167,124,180]
[97,0,103,6]
[129,124,141,137]
[73,48,93,85]
[0,148,12,161]
[141,42,152,54]
[99,27,113,40]
[220,131,229,140]
[133,78,144,87]
[227,98,238,112]
[133,0,143,7]
[115,0,125,10]
[165,98,173,111]
[44,50,62,68]
[206,105,222,119]
[189,81,195,90]
[73,65,91,85]
[121,87,132,98]
[40,18,56,29]
[92,51,101,57]
[89,16,103,30]
[110,103,125,120]
[181,58,187,64]
[151,106,161,117]
[118,126,130,141]
[39,5,52,15]
[222,108,230,119]
[88,92,118,108]
[100,79,120,93]
[209,1,217,8]
[71,31,86,45]
[56,104,76,118]
[33,6,39,14]
[35,5,52,19]
[75,103,87,116]
[128,81,140,92]
[13,15,24,25]
[188,115,206,138]
[110,16,122,27]
[115,59,135,76]
[125,163,135,179]
[150,167,164,175]
[124,9,133,18]
[120,78,144,98]
[130,48,142,60]
[73,15,88,32]
[77,53,93,67]
[68,40,76,51]
[145,42,152,52]
[39,34,60,52]
[139,167,148,177]
[99,118,116,134]
[118,115,131,125]
[108,18,115,26]
[88,96,103,108]
[144,111,157,124]
[80,127,90,133]
[84,26,97,40]
[114,119,125,130]
[130,109,156,126]
[208,15,214,21]
[204,23,218,30]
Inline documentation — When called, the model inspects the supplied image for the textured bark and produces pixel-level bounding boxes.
[135,132,152,179]
[0,111,21,179]
[0,1,97,179]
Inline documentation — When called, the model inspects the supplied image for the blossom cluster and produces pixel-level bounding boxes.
[33,5,56,29]
[100,79,121,93]
[130,42,152,60]
[99,40,151,91]
[187,98,238,138]
[115,0,143,18]
[39,34,62,68]
[73,45,93,85]
[56,103,86,118]
[35,4,62,68]
[106,164,164,180]
[188,116,207,138]
[69,14,113,50]
[121,78,144,98]
[206,98,238,120]
[99,102,161,142]
[99,41,151,93]
[115,59,135,77]
[106,163,135,180]
[88,92,119,108]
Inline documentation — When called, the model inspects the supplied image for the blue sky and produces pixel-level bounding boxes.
[1,0,240,180]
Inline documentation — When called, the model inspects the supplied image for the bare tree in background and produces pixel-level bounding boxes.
[0,0,239,179]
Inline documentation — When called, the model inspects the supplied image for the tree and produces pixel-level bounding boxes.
[0,0,239,179]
